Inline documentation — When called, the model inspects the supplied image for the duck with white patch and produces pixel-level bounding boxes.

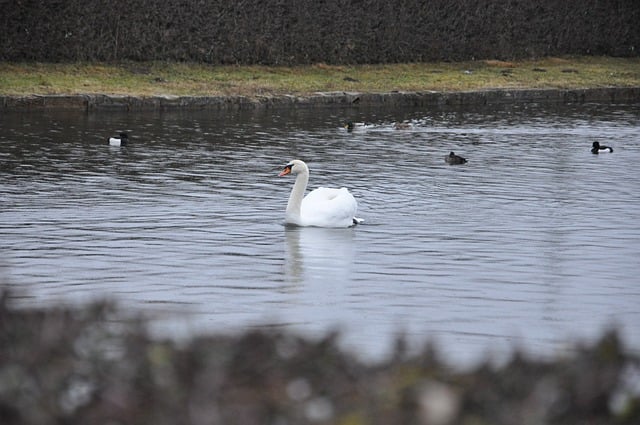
[591,141,613,154]
[109,132,129,146]
[278,159,362,228]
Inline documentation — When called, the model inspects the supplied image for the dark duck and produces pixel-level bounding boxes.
[445,151,467,165]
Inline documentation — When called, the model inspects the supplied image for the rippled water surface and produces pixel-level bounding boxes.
[2,103,639,365]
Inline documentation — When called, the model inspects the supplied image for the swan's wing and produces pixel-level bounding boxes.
[301,187,358,227]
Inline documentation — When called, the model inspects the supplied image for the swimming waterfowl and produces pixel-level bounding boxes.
[394,122,411,130]
[343,121,372,132]
[445,151,467,165]
[278,159,362,228]
[591,141,613,154]
[109,132,128,146]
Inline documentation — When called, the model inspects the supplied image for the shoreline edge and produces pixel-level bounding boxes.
[2,87,639,112]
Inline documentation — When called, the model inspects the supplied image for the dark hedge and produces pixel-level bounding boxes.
[1,0,638,64]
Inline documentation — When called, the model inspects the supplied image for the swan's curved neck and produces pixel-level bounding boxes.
[286,169,309,221]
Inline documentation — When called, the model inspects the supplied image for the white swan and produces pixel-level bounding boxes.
[278,160,362,228]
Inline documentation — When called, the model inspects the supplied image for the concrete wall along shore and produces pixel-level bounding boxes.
[2,87,640,112]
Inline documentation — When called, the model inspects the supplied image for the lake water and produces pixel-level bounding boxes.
[1,102,639,366]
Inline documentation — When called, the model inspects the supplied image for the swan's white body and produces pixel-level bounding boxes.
[279,160,361,228]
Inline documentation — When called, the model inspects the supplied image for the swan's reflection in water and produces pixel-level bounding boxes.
[284,226,356,286]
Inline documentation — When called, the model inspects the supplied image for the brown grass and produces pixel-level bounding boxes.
[1,56,638,98]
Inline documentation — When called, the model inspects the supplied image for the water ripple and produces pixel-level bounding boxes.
[1,104,639,365]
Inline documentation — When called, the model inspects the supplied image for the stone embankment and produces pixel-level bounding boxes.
[2,87,639,112]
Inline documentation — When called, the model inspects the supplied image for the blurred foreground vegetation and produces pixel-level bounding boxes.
[1,291,639,425]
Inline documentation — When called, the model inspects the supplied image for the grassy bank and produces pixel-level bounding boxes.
[1,56,639,98]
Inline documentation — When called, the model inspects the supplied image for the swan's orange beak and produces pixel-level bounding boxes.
[278,166,292,176]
